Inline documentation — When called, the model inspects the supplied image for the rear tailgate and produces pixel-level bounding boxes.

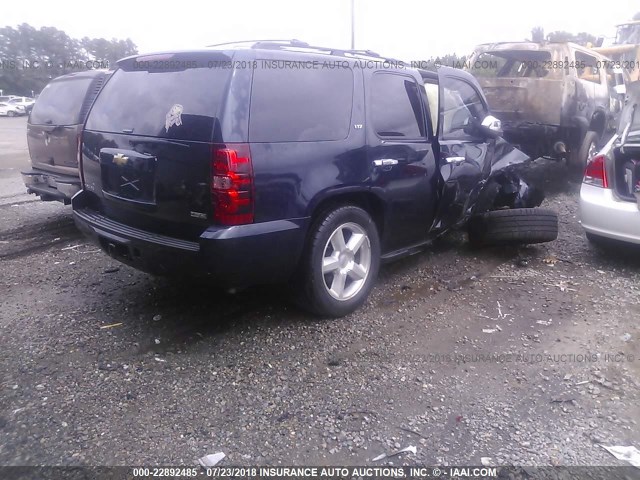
[27,76,99,174]
[478,77,564,125]
[82,53,234,241]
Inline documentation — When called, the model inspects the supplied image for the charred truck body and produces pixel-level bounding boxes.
[467,42,627,169]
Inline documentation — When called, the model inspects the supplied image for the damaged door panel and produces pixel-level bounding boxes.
[427,67,543,234]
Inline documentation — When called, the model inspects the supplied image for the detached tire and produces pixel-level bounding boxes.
[468,208,558,246]
[297,206,380,317]
[570,130,599,171]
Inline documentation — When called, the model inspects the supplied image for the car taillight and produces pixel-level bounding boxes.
[77,134,84,187]
[211,144,254,225]
[583,154,608,188]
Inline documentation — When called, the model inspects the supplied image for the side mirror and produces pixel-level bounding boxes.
[481,115,502,133]
[471,114,503,139]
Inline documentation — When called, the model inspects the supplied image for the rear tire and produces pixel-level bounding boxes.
[570,130,599,171]
[468,208,558,246]
[296,205,380,317]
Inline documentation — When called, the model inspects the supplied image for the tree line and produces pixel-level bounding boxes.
[0,23,138,96]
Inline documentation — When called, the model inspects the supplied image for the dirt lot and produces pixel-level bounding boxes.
[0,116,639,468]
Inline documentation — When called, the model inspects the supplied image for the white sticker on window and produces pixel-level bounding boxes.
[165,104,183,131]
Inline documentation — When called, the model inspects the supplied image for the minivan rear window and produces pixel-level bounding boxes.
[471,51,557,79]
[249,65,353,142]
[30,78,94,125]
[86,66,231,142]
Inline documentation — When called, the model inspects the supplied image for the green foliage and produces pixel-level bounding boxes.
[546,30,597,46]
[531,27,545,43]
[0,23,137,96]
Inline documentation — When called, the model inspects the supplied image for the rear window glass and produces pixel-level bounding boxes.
[249,65,353,142]
[471,51,556,79]
[30,78,93,125]
[86,66,230,142]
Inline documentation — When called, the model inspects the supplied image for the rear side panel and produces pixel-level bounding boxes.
[246,51,367,223]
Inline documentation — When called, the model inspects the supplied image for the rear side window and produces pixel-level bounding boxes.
[30,78,94,125]
[86,66,230,142]
[249,65,353,142]
[371,73,426,139]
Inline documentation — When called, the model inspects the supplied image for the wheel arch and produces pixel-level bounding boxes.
[307,188,386,239]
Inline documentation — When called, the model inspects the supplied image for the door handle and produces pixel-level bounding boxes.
[445,156,465,163]
[373,159,399,167]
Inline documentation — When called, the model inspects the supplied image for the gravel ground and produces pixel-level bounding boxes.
[0,118,639,468]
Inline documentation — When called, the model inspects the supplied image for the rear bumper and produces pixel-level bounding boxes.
[22,169,81,204]
[579,183,640,244]
[72,191,308,287]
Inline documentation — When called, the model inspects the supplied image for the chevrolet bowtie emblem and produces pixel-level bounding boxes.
[112,153,129,166]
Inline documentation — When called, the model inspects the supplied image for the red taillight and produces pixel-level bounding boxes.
[211,144,254,225]
[583,154,608,188]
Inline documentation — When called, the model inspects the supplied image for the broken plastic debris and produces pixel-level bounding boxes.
[153,314,162,322]
[155,338,161,345]
[481,457,492,466]
[100,323,123,330]
[198,452,225,467]
[372,445,417,462]
[622,333,631,342]
[600,445,640,468]
[482,328,498,334]
[154,357,166,363]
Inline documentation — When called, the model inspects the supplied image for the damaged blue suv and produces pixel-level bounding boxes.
[72,40,557,317]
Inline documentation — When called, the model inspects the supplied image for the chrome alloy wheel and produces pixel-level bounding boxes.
[321,222,371,301]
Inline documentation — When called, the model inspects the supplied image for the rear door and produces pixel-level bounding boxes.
[364,70,439,251]
[432,68,492,231]
[27,75,103,175]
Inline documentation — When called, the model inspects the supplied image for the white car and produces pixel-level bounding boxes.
[579,82,640,245]
[7,96,35,115]
[0,102,21,117]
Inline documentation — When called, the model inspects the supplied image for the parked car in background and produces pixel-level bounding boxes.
[467,42,627,169]
[580,81,640,246]
[0,102,21,117]
[0,95,18,103]
[72,41,557,317]
[22,70,110,204]
[8,96,36,115]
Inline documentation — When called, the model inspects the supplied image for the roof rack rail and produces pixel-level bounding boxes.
[206,39,309,48]
[207,40,404,64]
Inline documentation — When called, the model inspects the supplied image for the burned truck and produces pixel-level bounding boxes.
[466,42,627,169]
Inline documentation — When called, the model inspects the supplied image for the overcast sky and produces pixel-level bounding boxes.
[3,0,637,59]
